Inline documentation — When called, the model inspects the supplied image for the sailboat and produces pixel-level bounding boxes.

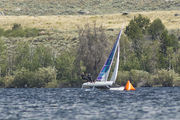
[82,27,124,90]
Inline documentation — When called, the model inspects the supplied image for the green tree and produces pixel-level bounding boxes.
[121,53,141,71]
[29,67,57,88]
[15,42,31,70]
[3,76,14,88]
[133,14,150,34]
[129,69,152,87]
[12,67,57,88]
[55,51,79,87]
[125,14,150,39]
[31,45,54,71]
[13,68,33,88]
[0,39,7,77]
[148,18,165,40]
[141,40,160,73]
[173,49,180,74]
[125,20,143,40]
[157,69,174,87]
[119,35,131,69]
[0,28,4,36]
[76,23,109,79]
[125,20,143,60]
[15,42,55,71]
[125,15,150,60]
[32,45,54,71]
[168,34,179,51]
[159,30,179,69]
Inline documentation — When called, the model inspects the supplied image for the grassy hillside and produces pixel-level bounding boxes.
[0,10,180,54]
[0,11,180,31]
[0,0,180,15]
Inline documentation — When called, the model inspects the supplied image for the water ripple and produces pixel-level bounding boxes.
[0,87,180,120]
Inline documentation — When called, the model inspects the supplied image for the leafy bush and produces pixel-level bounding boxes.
[173,74,180,86]
[117,71,130,86]
[55,52,80,87]
[121,53,141,71]
[13,68,33,88]
[3,76,14,88]
[0,28,4,36]
[157,69,174,87]
[117,70,153,87]
[117,69,180,87]
[0,77,4,87]
[12,23,21,30]
[33,66,57,88]
[0,38,7,77]
[15,42,55,71]
[129,69,152,87]
[174,50,180,74]
[45,80,59,88]
[12,67,57,88]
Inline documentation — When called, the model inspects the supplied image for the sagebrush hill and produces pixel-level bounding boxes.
[0,0,180,15]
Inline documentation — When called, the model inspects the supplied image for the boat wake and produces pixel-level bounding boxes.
[109,87,125,91]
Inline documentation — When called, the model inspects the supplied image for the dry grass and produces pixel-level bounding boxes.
[0,10,180,32]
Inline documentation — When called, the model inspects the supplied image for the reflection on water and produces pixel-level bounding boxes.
[0,87,180,120]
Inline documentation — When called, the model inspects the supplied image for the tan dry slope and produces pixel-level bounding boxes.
[0,11,180,31]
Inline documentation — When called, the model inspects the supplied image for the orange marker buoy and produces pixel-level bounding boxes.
[124,80,136,91]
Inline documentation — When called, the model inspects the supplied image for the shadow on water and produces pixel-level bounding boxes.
[0,87,180,120]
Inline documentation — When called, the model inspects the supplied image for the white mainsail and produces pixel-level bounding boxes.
[110,41,120,83]
[102,38,119,82]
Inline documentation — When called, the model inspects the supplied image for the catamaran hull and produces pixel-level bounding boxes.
[82,81,113,88]
[82,81,125,90]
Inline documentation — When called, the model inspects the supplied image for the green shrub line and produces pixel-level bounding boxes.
[0,68,179,88]
[117,69,180,87]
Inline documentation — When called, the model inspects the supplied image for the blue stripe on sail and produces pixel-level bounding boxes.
[96,31,121,81]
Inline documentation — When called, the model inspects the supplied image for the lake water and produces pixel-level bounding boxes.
[0,87,180,120]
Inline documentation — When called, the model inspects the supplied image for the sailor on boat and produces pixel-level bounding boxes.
[81,72,93,82]
[87,73,93,82]
[81,72,87,81]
